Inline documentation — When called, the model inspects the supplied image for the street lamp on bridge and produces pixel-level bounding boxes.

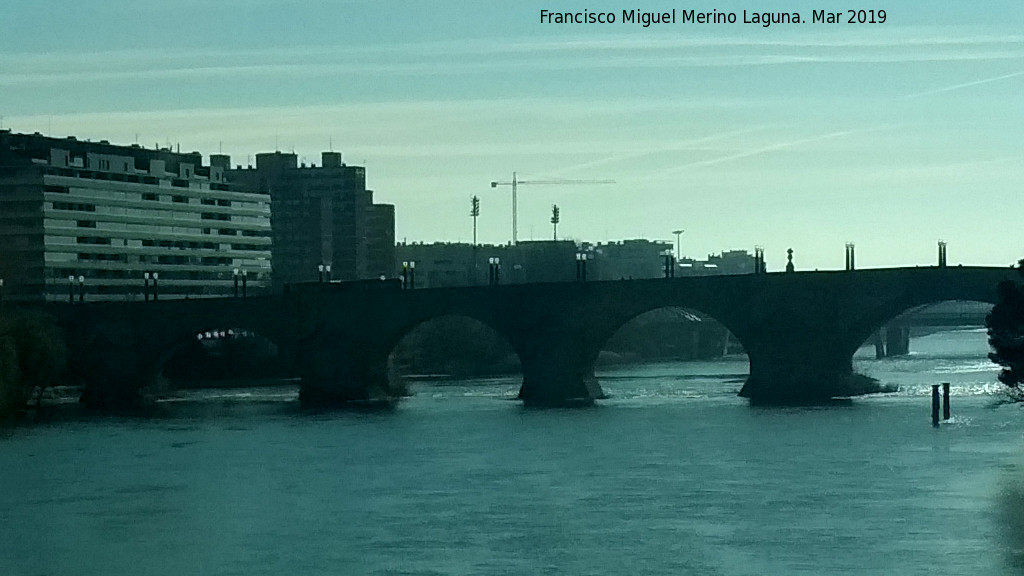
[401,261,416,289]
[488,257,501,286]
[575,252,588,282]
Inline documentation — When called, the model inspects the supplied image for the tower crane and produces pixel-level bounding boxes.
[490,172,614,245]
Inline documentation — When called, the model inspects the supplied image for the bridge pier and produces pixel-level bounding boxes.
[65,317,150,409]
[740,335,881,404]
[516,336,606,407]
[298,350,398,406]
[884,325,910,356]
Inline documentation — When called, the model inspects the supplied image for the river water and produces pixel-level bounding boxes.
[3,329,1024,575]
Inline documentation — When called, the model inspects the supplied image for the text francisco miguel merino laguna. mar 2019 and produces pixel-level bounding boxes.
[538,8,888,28]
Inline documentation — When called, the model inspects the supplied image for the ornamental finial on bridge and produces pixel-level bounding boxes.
[786,248,794,273]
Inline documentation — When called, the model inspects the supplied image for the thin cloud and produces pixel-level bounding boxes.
[903,70,1024,98]
[2,29,1023,88]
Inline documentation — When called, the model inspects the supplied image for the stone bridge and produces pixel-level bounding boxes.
[46,266,1011,407]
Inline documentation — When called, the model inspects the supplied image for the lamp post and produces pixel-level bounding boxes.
[408,261,416,289]
[68,275,75,304]
[754,246,765,275]
[241,270,248,298]
[672,229,684,260]
[325,264,331,282]
[401,261,409,289]
[152,272,159,301]
[576,252,588,282]
[0,278,4,311]
[233,268,240,298]
[488,257,501,286]
[471,196,481,285]
[144,272,151,301]
[77,275,84,303]
[318,264,325,283]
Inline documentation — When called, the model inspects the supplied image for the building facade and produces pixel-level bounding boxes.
[228,151,395,290]
[678,249,760,276]
[0,131,272,302]
[395,240,583,289]
[393,240,760,288]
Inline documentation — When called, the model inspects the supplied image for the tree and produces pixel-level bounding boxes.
[0,334,21,418]
[0,311,68,419]
[987,260,1024,399]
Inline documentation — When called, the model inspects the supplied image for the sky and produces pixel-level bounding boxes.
[1,1,1023,270]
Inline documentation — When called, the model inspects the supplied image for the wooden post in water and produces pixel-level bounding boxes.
[931,385,940,427]
[942,382,951,420]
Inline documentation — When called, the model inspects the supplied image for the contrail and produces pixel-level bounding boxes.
[904,70,1024,99]
[623,69,1019,181]
[632,125,897,182]
[540,125,771,178]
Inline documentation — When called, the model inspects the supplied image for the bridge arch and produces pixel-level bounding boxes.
[155,327,289,392]
[296,299,521,404]
[598,305,747,362]
[847,295,997,361]
[593,305,749,398]
[387,313,521,384]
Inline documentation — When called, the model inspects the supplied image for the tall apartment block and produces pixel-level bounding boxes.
[0,131,272,302]
[228,151,395,290]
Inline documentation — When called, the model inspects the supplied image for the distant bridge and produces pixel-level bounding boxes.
[48,266,1011,407]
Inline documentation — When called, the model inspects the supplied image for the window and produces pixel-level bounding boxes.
[44,185,69,194]
[76,220,96,228]
[142,193,159,201]
[78,252,124,262]
[52,202,95,212]
[173,195,188,204]
[201,199,216,206]
[217,199,231,207]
